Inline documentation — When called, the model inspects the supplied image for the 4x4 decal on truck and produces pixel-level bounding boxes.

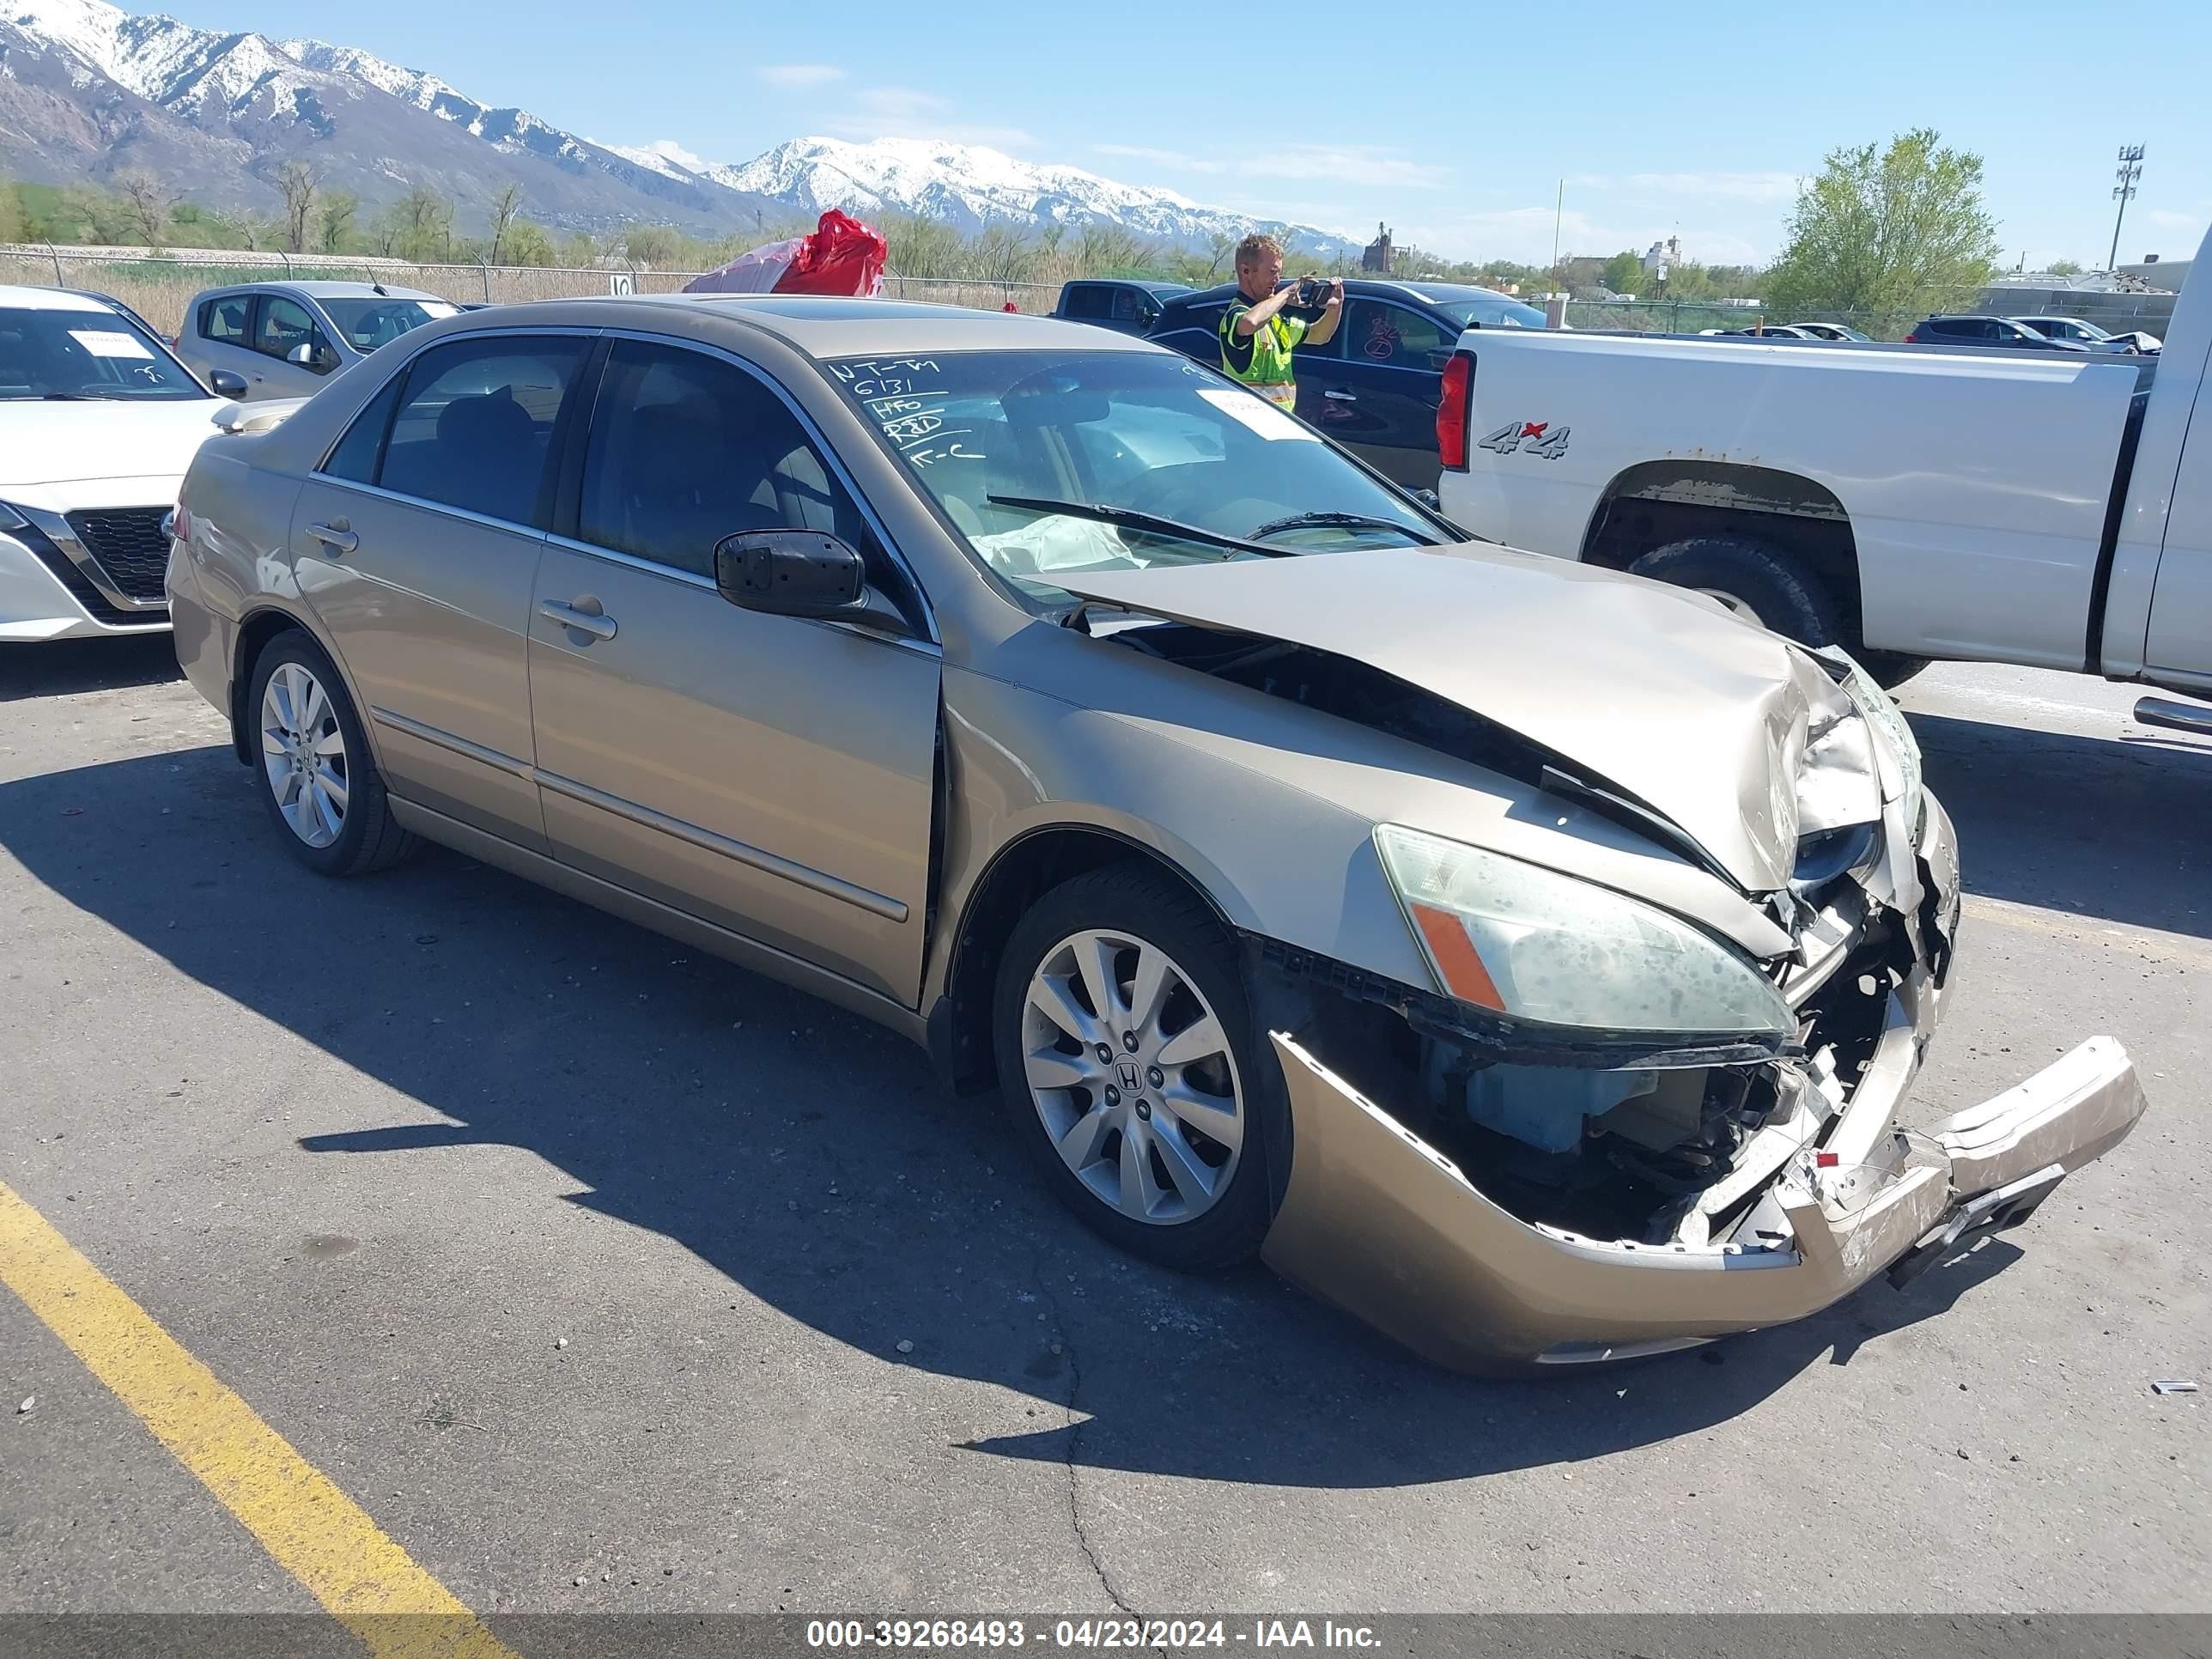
[1478,420,1571,460]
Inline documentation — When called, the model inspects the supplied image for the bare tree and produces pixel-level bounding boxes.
[486,183,524,265]
[114,169,179,249]
[277,161,318,254]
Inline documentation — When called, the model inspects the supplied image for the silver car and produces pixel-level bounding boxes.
[175,282,459,400]
[167,297,2144,1371]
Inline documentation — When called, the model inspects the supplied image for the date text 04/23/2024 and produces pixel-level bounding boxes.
[803,1620,1382,1650]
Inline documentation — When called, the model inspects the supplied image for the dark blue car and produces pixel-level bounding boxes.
[1147,279,1549,488]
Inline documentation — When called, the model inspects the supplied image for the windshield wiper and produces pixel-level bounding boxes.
[1248,509,1439,545]
[987,495,1285,559]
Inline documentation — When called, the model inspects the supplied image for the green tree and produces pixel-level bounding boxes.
[620,223,684,269]
[1763,128,1999,317]
[2049,258,2084,277]
[1599,249,1642,294]
[0,179,21,244]
[317,191,357,253]
[390,183,454,261]
[502,219,555,267]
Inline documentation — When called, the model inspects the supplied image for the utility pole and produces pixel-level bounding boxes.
[2108,144,2145,272]
[1550,179,1564,293]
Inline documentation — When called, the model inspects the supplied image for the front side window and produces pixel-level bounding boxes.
[825,349,1439,607]
[203,295,250,343]
[580,340,865,580]
[254,296,327,364]
[0,303,206,402]
[376,336,584,525]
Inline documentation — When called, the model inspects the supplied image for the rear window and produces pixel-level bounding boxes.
[201,295,250,343]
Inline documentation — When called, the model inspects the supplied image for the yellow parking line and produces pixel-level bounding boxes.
[0,1180,520,1659]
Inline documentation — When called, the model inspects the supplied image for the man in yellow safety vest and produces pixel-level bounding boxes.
[1217,234,1343,410]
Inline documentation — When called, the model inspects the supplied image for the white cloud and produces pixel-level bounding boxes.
[758,64,844,87]
[1095,141,1443,190]
[2148,208,2203,230]
[1093,143,1225,175]
[1571,170,1801,204]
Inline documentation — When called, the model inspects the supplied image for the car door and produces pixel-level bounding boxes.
[290,330,593,852]
[2144,380,2212,685]
[1297,299,1449,488]
[526,336,941,1006]
[252,295,340,398]
[189,291,262,389]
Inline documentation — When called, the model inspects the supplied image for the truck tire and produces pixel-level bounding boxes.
[1855,650,1932,690]
[1630,536,1843,649]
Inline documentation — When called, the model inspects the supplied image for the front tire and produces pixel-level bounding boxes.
[992,866,1284,1273]
[248,629,418,876]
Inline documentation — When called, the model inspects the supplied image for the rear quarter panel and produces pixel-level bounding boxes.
[1444,331,2143,668]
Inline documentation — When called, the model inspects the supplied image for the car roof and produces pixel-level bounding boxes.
[0,284,115,313]
[192,281,448,301]
[580,294,1160,358]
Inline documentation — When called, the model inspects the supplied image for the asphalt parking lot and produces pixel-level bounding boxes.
[2,637,2207,1620]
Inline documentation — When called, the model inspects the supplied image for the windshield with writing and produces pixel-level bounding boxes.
[0,306,205,401]
[825,350,1438,605]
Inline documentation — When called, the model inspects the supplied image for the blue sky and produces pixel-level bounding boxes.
[202,0,2209,268]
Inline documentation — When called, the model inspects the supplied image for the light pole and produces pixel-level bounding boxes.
[2108,144,2145,272]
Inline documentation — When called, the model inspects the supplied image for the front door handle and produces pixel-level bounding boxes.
[307,520,357,554]
[1322,388,1358,403]
[539,599,618,641]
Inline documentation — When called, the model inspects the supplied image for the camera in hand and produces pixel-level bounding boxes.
[1290,276,1334,310]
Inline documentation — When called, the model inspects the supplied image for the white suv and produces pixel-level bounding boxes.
[0,285,230,641]
[174,282,459,401]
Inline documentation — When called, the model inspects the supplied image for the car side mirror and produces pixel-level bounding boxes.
[714,530,866,619]
[208,368,248,400]
[289,343,339,373]
[1404,486,1443,512]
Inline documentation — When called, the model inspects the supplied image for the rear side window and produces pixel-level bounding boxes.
[202,295,250,343]
[578,339,865,579]
[321,374,405,484]
[1063,285,1111,319]
[376,336,586,526]
[1346,301,1451,367]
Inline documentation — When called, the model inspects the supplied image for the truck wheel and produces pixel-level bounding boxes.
[1856,650,1931,690]
[1630,536,1841,651]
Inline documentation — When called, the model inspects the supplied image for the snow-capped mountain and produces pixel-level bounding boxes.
[614,135,1356,257]
[0,0,782,232]
[0,0,1353,255]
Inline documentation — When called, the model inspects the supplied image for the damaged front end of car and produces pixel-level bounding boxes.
[1239,665,2144,1373]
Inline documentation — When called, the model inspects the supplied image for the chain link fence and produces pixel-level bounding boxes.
[0,244,1060,335]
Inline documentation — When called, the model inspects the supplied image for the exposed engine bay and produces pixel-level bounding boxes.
[1116,617,1917,1250]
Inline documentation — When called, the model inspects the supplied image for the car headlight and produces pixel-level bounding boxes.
[1832,656,1923,830]
[1375,824,1797,1039]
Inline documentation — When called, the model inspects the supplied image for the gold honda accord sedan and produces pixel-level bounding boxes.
[166,296,2143,1371]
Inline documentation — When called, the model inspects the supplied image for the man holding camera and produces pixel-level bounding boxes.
[1217,234,1343,410]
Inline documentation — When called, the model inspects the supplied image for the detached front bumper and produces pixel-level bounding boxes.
[1258,799,2147,1374]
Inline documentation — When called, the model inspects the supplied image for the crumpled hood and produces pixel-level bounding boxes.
[0,398,224,489]
[1056,543,1874,892]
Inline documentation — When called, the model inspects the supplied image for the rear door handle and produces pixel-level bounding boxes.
[539,599,618,641]
[306,521,356,554]
[1322,389,1358,403]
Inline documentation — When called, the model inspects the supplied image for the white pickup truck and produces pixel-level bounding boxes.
[1435,228,2211,732]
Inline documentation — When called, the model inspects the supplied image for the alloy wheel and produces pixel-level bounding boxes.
[1020,928,1244,1224]
[259,661,349,849]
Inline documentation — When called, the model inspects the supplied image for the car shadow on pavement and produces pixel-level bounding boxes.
[0,635,181,703]
[0,743,2072,1489]
[1910,711,2212,942]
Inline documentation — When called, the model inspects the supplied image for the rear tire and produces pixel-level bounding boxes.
[1629,534,1842,649]
[1856,649,1932,690]
[992,864,1285,1274]
[247,629,419,877]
